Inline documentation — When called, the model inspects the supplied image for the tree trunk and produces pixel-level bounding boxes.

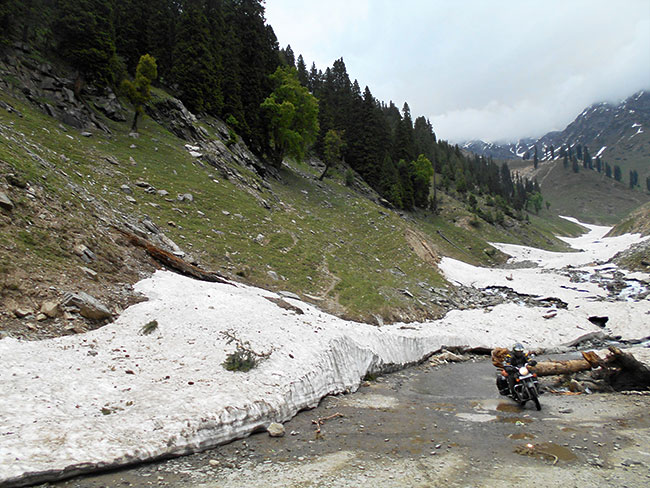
[318,162,331,181]
[114,227,233,285]
[73,71,84,100]
[131,109,139,133]
[492,348,602,376]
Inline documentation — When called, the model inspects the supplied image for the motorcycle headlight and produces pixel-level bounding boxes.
[519,366,529,375]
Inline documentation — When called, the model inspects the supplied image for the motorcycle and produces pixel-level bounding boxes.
[496,361,541,410]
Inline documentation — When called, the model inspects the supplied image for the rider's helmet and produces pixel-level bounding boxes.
[512,342,525,359]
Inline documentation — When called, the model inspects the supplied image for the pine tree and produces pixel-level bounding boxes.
[614,165,622,182]
[563,153,569,169]
[296,55,309,87]
[393,102,415,163]
[378,154,402,208]
[308,62,321,93]
[172,0,221,114]
[280,44,295,67]
[234,0,280,151]
[55,0,117,91]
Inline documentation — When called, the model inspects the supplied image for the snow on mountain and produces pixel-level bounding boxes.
[460,90,650,162]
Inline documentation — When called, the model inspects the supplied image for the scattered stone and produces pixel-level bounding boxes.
[129,156,137,165]
[135,180,153,189]
[62,292,112,320]
[120,184,133,195]
[559,408,574,414]
[156,189,169,197]
[0,191,14,211]
[104,155,119,166]
[64,325,85,334]
[126,196,137,204]
[267,270,279,281]
[264,296,304,315]
[14,308,32,318]
[267,422,285,437]
[208,460,219,467]
[177,193,194,202]
[79,266,98,279]
[80,131,92,137]
[222,210,230,216]
[36,313,48,321]
[568,379,584,393]
[142,218,160,234]
[6,174,27,188]
[278,291,300,300]
[73,244,96,262]
[254,233,265,244]
[40,301,60,318]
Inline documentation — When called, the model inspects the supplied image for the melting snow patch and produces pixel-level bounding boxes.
[0,218,648,486]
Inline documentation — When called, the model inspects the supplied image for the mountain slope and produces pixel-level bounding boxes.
[0,57,587,340]
[463,91,650,186]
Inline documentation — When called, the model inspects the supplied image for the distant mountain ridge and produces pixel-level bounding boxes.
[462,91,650,182]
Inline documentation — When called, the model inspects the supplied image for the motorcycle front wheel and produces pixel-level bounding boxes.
[529,386,541,411]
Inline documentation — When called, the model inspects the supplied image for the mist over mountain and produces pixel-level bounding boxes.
[461,91,650,184]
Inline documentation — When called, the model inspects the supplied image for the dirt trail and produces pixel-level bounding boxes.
[44,355,650,488]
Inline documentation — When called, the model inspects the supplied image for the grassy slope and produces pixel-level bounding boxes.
[509,157,649,225]
[0,88,586,331]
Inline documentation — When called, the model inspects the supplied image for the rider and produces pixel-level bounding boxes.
[503,343,535,394]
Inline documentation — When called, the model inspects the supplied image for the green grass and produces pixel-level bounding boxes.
[0,86,594,323]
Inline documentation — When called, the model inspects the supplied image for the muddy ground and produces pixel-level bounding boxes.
[40,354,650,488]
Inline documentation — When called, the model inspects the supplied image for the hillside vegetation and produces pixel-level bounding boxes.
[0,67,586,340]
[509,157,649,225]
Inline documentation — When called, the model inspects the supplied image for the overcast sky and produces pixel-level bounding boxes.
[265,0,650,143]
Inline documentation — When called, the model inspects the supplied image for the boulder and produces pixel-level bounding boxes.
[144,96,203,142]
[13,308,32,318]
[267,422,285,437]
[0,191,14,211]
[62,292,112,321]
[40,301,60,318]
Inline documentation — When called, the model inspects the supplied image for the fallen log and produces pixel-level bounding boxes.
[530,356,594,376]
[492,346,649,391]
[115,227,233,285]
[492,348,602,376]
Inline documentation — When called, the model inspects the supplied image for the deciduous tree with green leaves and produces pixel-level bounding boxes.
[261,66,319,168]
[121,54,158,132]
[319,129,345,180]
[410,154,434,208]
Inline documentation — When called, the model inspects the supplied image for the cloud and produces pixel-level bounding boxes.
[266,0,650,142]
